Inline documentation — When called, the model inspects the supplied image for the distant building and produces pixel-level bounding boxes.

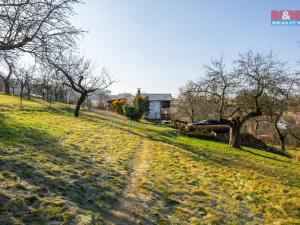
[108,93,133,102]
[142,93,172,120]
[106,89,172,120]
[106,97,127,110]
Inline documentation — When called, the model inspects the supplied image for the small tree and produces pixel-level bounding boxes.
[10,77,18,95]
[24,66,36,99]
[15,66,33,107]
[263,75,299,151]
[41,67,63,107]
[0,53,15,95]
[42,71,56,108]
[133,95,150,116]
[122,105,141,121]
[177,81,212,122]
[47,53,114,117]
[96,90,111,109]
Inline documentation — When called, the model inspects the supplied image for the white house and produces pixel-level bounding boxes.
[142,93,172,120]
[107,89,172,120]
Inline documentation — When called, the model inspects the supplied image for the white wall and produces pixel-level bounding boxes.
[148,101,161,120]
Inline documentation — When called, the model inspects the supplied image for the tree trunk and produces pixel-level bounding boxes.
[20,86,24,107]
[41,88,45,99]
[279,137,286,151]
[274,117,286,151]
[275,126,286,151]
[229,124,241,148]
[75,93,86,117]
[27,87,31,99]
[49,97,52,108]
[4,79,10,95]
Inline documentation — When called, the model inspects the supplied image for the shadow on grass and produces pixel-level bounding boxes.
[1,107,299,224]
[0,113,139,224]
[82,111,295,163]
[0,114,75,162]
[239,147,290,162]
[81,111,175,135]
[163,138,300,188]
[82,112,300,189]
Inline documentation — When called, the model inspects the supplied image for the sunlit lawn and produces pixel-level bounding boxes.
[0,94,299,225]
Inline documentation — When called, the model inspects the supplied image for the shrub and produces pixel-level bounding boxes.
[133,96,150,115]
[111,99,127,114]
[122,105,141,121]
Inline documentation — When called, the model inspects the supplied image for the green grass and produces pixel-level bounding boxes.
[0,94,299,225]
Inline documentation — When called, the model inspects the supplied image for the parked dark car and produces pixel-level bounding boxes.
[185,119,228,133]
[191,119,223,125]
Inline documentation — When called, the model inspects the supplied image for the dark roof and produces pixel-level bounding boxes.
[141,93,172,101]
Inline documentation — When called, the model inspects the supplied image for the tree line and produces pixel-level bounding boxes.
[0,0,114,117]
[176,51,300,150]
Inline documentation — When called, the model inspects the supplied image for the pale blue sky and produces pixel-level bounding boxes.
[73,0,300,96]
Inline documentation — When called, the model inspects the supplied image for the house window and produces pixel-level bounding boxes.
[161,101,170,108]
[161,101,171,120]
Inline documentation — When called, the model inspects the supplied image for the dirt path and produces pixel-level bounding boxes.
[107,140,154,225]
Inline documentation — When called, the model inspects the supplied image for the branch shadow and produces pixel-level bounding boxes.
[82,112,300,189]
[0,113,132,224]
[153,136,300,188]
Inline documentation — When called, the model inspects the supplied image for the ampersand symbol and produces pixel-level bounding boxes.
[282,11,291,20]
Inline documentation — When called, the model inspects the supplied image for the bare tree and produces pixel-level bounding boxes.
[197,51,290,148]
[197,56,238,146]
[51,69,62,102]
[47,53,114,117]
[232,52,288,147]
[47,70,62,107]
[15,65,32,106]
[24,65,36,99]
[40,73,50,100]
[263,75,299,151]
[0,53,15,94]
[177,81,211,122]
[10,76,18,95]
[0,0,82,55]
[96,89,111,110]
[37,66,56,107]
[201,56,237,121]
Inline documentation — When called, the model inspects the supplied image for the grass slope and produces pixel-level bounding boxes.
[0,94,299,225]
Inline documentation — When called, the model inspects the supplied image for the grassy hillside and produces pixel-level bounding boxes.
[0,94,299,225]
